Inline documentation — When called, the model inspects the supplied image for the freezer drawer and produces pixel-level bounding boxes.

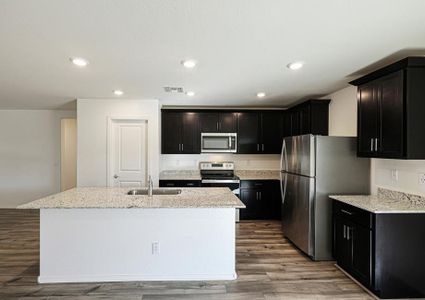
[281,172,315,256]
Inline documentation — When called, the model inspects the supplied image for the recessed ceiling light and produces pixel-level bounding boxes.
[113,90,124,96]
[287,61,304,70]
[181,59,197,69]
[257,92,266,98]
[70,57,89,67]
[186,91,195,96]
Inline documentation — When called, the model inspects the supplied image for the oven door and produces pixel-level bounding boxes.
[201,133,237,153]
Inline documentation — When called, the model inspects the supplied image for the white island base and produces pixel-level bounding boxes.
[39,208,236,283]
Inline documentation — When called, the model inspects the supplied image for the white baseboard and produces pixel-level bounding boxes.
[38,272,238,284]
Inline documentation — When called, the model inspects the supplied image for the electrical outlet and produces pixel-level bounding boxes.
[152,241,160,255]
[419,173,425,185]
[391,169,399,181]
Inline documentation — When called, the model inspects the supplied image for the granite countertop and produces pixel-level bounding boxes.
[159,170,280,180]
[159,170,201,180]
[330,188,425,214]
[18,187,245,209]
[235,170,280,180]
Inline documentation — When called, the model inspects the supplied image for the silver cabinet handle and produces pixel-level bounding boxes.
[262,144,264,152]
[347,226,351,240]
[343,225,346,239]
[181,143,184,151]
[113,174,119,179]
[216,122,219,131]
[341,209,353,215]
[370,138,374,152]
[375,138,378,152]
[259,191,261,200]
[178,144,181,152]
[257,144,260,151]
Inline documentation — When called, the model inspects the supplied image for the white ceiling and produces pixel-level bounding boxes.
[1,0,425,110]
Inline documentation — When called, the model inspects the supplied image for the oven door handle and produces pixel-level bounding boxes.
[201,179,240,184]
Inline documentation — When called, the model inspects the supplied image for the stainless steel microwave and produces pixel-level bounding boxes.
[201,133,237,153]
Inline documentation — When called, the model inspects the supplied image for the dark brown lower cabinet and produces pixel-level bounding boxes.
[239,180,281,220]
[333,199,425,299]
[159,180,201,187]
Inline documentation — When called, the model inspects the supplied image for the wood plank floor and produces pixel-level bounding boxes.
[0,209,372,300]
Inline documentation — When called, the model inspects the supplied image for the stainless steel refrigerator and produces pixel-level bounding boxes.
[280,135,370,260]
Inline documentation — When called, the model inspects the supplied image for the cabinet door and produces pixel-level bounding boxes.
[239,189,261,220]
[358,83,379,156]
[161,112,181,154]
[260,181,281,220]
[282,112,292,137]
[299,105,311,135]
[379,71,404,158]
[334,217,352,269]
[238,112,260,154]
[351,225,372,288]
[199,112,219,133]
[219,113,237,132]
[181,112,200,154]
[291,110,301,136]
[261,112,283,154]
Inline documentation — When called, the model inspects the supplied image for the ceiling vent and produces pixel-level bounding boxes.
[163,87,184,93]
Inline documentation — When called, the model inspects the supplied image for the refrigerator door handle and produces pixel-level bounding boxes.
[281,172,287,204]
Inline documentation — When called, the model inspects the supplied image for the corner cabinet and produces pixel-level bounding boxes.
[239,180,281,220]
[283,99,330,137]
[332,199,425,299]
[351,57,425,159]
[161,111,200,154]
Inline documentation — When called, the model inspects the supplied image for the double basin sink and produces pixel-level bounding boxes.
[127,189,182,196]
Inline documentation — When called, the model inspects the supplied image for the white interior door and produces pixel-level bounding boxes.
[109,119,148,187]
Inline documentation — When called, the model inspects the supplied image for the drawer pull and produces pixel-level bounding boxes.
[166,183,174,186]
[186,183,195,186]
[254,183,263,186]
[341,209,353,216]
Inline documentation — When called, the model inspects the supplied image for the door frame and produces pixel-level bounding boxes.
[106,116,151,187]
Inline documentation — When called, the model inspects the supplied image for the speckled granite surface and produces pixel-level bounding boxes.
[330,187,425,214]
[18,187,245,209]
[159,170,201,180]
[235,170,280,180]
[159,170,281,180]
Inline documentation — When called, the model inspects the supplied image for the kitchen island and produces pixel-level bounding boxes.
[18,187,245,283]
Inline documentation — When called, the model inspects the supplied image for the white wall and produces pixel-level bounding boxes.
[328,86,357,137]
[326,86,425,196]
[161,154,280,171]
[77,99,160,186]
[0,110,76,208]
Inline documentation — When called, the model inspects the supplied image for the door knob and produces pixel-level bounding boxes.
[113,174,119,179]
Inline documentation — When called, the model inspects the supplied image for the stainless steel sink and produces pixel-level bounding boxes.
[127,189,182,196]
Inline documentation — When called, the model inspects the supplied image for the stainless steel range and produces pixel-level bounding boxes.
[200,162,241,221]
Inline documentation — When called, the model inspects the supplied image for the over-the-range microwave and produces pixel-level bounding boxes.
[201,133,237,153]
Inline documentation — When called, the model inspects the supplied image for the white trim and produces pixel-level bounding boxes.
[106,116,151,187]
[38,272,237,284]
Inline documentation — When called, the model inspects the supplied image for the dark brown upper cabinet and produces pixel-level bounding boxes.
[199,112,237,133]
[237,112,261,153]
[283,100,330,137]
[237,111,283,154]
[350,57,425,159]
[161,111,200,154]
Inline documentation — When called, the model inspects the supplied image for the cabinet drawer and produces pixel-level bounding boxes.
[240,180,278,189]
[159,180,201,188]
[333,200,372,229]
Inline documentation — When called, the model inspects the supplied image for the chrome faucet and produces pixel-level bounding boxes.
[147,175,153,197]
